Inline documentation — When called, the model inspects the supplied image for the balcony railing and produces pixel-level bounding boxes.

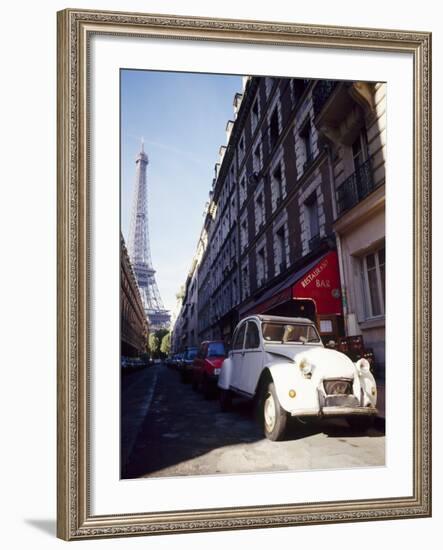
[336,157,378,216]
[312,80,337,114]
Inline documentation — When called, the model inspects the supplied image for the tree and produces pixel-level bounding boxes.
[160,332,171,356]
[148,333,160,357]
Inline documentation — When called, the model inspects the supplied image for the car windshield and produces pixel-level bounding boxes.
[207,342,225,357]
[261,322,321,344]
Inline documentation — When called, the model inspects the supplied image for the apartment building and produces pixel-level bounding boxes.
[174,75,385,370]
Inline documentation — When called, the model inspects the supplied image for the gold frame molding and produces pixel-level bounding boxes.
[57,8,432,541]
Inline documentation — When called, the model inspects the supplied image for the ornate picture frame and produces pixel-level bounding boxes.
[57,8,431,540]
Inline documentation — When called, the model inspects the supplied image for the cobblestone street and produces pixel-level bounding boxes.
[122,363,385,479]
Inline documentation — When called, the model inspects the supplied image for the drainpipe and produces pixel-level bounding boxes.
[326,144,348,336]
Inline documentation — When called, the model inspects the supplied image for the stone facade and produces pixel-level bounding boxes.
[173,76,386,370]
[121,235,149,357]
[328,81,387,372]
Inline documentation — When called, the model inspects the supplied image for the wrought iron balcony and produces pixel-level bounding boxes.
[312,80,337,114]
[336,157,378,216]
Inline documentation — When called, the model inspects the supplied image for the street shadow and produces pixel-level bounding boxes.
[122,367,384,478]
[283,417,384,441]
[24,519,56,537]
[122,370,263,478]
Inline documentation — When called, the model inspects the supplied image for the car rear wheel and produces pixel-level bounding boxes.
[219,389,232,412]
[262,382,288,441]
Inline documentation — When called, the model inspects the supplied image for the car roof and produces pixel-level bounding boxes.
[201,340,224,344]
[242,314,315,325]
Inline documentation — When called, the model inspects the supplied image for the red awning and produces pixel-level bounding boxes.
[240,250,342,317]
[292,250,342,315]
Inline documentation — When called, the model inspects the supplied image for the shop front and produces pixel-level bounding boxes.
[240,250,344,344]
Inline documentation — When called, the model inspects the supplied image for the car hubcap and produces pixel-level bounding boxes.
[264,393,276,432]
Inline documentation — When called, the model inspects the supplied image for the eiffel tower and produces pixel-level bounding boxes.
[128,139,170,331]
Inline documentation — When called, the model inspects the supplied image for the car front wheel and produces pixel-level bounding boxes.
[262,382,288,441]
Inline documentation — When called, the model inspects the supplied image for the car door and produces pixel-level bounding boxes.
[240,320,264,395]
[230,322,247,391]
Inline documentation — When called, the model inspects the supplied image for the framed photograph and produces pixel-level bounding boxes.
[57,8,431,540]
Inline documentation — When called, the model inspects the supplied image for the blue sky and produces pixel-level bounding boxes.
[121,70,243,313]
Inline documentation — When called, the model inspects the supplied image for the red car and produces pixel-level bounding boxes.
[191,341,226,398]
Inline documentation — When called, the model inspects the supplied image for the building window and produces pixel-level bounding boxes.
[242,264,250,298]
[255,192,265,232]
[230,165,235,187]
[305,192,320,249]
[300,120,313,171]
[269,106,280,150]
[265,77,275,98]
[361,246,385,318]
[257,246,267,287]
[352,129,369,171]
[290,78,308,105]
[232,277,237,304]
[253,142,262,174]
[275,225,287,273]
[240,218,248,251]
[239,175,247,205]
[271,163,284,211]
[251,97,260,134]
[238,134,245,163]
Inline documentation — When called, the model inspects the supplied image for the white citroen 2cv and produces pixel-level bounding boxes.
[218,315,378,440]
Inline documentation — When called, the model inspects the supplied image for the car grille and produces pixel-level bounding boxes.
[324,379,353,396]
[324,395,360,408]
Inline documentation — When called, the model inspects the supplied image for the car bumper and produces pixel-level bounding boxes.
[290,406,378,418]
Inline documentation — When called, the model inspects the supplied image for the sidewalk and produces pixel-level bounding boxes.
[376,380,385,428]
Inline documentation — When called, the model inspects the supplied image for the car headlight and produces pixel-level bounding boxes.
[299,357,313,376]
[356,358,371,374]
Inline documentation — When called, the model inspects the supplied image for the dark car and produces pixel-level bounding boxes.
[191,341,226,398]
[171,352,183,369]
[179,347,198,383]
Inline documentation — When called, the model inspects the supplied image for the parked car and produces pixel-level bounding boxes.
[191,341,226,398]
[121,356,151,370]
[218,315,378,441]
[178,347,198,383]
[171,353,183,369]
